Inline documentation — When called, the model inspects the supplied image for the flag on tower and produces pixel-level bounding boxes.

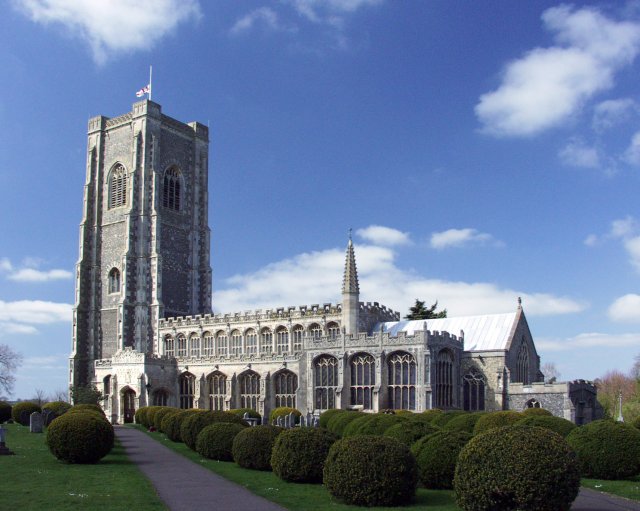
[136,84,150,97]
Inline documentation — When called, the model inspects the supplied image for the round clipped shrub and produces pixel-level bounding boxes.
[454,426,580,511]
[326,411,365,436]
[233,425,284,470]
[196,422,246,461]
[430,410,467,428]
[384,420,439,446]
[442,412,485,434]
[566,419,640,479]
[411,430,472,489]
[522,407,553,417]
[12,402,42,425]
[319,409,347,428]
[42,401,72,416]
[342,414,375,437]
[69,404,105,416]
[164,410,200,442]
[473,410,522,435]
[135,406,149,426]
[269,406,301,425]
[154,407,178,430]
[181,410,248,450]
[271,427,338,483]
[421,409,444,422]
[46,412,114,463]
[633,416,640,430]
[405,412,443,426]
[0,401,12,423]
[516,415,576,438]
[145,406,166,428]
[323,435,418,506]
[347,413,408,437]
[229,408,261,420]
[159,408,182,433]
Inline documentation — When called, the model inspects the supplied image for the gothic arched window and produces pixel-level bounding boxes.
[189,334,200,358]
[176,334,187,357]
[309,323,322,340]
[108,268,120,294]
[179,372,195,409]
[245,329,257,355]
[463,368,485,411]
[276,327,289,354]
[109,164,127,208]
[350,353,375,410]
[434,349,454,409]
[314,355,339,411]
[202,331,214,357]
[292,325,304,352]
[230,330,242,356]
[162,167,182,211]
[388,351,417,410]
[260,328,272,354]
[208,371,226,411]
[239,371,260,410]
[215,331,228,357]
[164,335,174,357]
[327,322,340,339]
[153,389,169,406]
[275,370,298,408]
[514,342,530,384]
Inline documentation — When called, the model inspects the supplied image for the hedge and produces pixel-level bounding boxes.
[0,401,12,423]
[232,425,284,471]
[181,410,248,450]
[163,409,201,442]
[411,430,472,489]
[430,410,467,428]
[46,411,114,464]
[383,420,439,446]
[522,407,553,417]
[319,409,347,429]
[12,402,42,425]
[271,427,338,483]
[42,401,72,416]
[515,415,576,438]
[153,406,178,430]
[473,410,522,435]
[196,422,247,461]
[326,411,365,436]
[442,412,485,434]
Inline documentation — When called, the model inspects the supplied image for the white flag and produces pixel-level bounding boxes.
[136,84,150,97]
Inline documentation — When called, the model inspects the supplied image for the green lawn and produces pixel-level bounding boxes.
[582,475,640,502]
[0,423,166,510]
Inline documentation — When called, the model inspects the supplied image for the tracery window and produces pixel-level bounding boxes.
[260,328,272,354]
[275,370,298,408]
[103,375,111,398]
[245,329,257,355]
[327,322,340,339]
[292,326,304,352]
[434,349,454,409]
[309,323,322,340]
[216,331,228,356]
[109,164,127,208]
[514,342,530,384]
[387,351,417,410]
[208,371,226,411]
[239,371,260,410]
[463,368,485,411]
[350,353,375,410]
[526,398,541,409]
[108,268,121,294]
[189,334,200,358]
[153,389,168,406]
[179,372,195,409]
[176,334,187,357]
[202,332,214,357]
[276,327,289,354]
[164,335,175,357]
[314,355,339,410]
[162,167,182,211]
[230,330,242,356]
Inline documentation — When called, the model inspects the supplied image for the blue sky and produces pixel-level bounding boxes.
[2,0,640,399]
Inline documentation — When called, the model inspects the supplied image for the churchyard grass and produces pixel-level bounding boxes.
[0,423,166,510]
[136,425,460,510]
[581,476,640,502]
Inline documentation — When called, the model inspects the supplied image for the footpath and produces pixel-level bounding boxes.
[116,426,640,511]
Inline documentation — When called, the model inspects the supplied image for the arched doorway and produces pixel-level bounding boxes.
[122,388,136,423]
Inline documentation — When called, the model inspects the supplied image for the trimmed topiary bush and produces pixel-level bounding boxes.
[454,426,580,511]
[181,410,248,450]
[442,412,484,434]
[326,411,365,437]
[421,409,444,422]
[135,406,149,426]
[346,413,408,437]
[473,410,522,435]
[633,416,640,430]
[0,401,12,423]
[566,419,640,479]
[405,412,443,426]
[384,420,439,446]
[163,410,200,442]
[269,406,301,425]
[42,401,72,416]
[522,407,553,417]
[430,410,467,428]
[46,412,114,463]
[229,408,261,420]
[341,414,375,437]
[153,406,178,430]
[516,415,576,438]
[12,402,42,425]
[320,409,346,428]
[271,427,338,483]
[68,404,105,416]
[411,430,472,489]
[323,435,418,506]
[159,408,182,434]
[145,406,165,428]
[232,425,284,470]
[196,422,246,461]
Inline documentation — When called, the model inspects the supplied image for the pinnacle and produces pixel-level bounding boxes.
[342,238,359,295]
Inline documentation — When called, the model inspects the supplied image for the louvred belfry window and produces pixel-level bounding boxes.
[109,164,127,208]
[163,167,182,211]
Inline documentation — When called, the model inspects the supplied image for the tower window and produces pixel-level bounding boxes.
[162,167,182,211]
[108,268,120,294]
[108,164,127,208]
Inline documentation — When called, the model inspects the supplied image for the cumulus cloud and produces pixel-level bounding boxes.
[624,131,640,165]
[476,5,640,137]
[8,268,72,282]
[608,293,640,323]
[356,225,411,246]
[213,240,584,317]
[559,139,600,168]
[0,258,12,272]
[583,234,599,247]
[429,228,499,250]
[230,7,285,35]
[600,215,640,271]
[288,0,382,24]
[0,300,72,325]
[592,98,638,131]
[13,0,201,64]
[537,332,640,352]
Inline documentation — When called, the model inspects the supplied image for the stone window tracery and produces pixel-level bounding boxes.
[230,330,242,356]
[162,167,182,211]
[260,328,272,354]
[434,349,454,408]
[276,327,289,354]
[314,355,339,410]
[203,332,214,357]
[164,335,175,357]
[309,323,322,340]
[387,351,416,410]
[514,342,530,384]
[245,329,257,355]
[292,326,303,352]
[239,371,260,410]
[327,322,340,339]
[179,372,195,409]
[108,268,121,294]
[463,367,485,411]
[176,334,187,357]
[153,389,168,406]
[208,371,226,411]
[216,331,228,357]
[109,164,127,208]
[275,370,298,408]
[189,334,200,358]
[350,353,375,410]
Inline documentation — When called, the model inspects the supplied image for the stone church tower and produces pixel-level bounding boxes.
[70,100,212,389]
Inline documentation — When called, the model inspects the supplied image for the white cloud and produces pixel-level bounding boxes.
[22,355,68,371]
[230,7,285,35]
[476,5,640,137]
[0,258,12,272]
[213,241,584,317]
[14,0,201,64]
[0,300,72,325]
[592,98,638,131]
[603,216,640,271]
[610,215,638,238]
[608,293,640,323]
[0,323,39,335]
[559,139,600,168]
[429,228,498,250]
[356,225,411,246]
[8,268,72,282]
[288,0,382,23]
[537,332,640,352]
[624,131,640,165]
[584,234,598,247]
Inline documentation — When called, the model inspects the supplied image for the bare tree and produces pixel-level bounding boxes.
[541,362,561,383]
[0,344,22,396]
[632,354,640,380]
[33,388,47,407]
[49,389,69,402]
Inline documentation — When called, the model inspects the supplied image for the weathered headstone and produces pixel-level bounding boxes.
[19,410,30,426]
[277,416,284,427]
[0,425,14,455]
[42,410,59,427]
[30,412,43,433]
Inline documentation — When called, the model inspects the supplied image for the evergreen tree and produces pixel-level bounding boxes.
[404,299,447,320]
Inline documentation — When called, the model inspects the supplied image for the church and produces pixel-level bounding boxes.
[70,100,600,425]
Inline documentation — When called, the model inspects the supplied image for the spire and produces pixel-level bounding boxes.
[342,237,359,294]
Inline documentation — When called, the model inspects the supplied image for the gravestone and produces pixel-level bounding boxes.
[19,411,30,426]
[30,412,43,433]
[42,410,59,427]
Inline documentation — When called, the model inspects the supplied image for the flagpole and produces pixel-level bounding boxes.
[149,65,153,101]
